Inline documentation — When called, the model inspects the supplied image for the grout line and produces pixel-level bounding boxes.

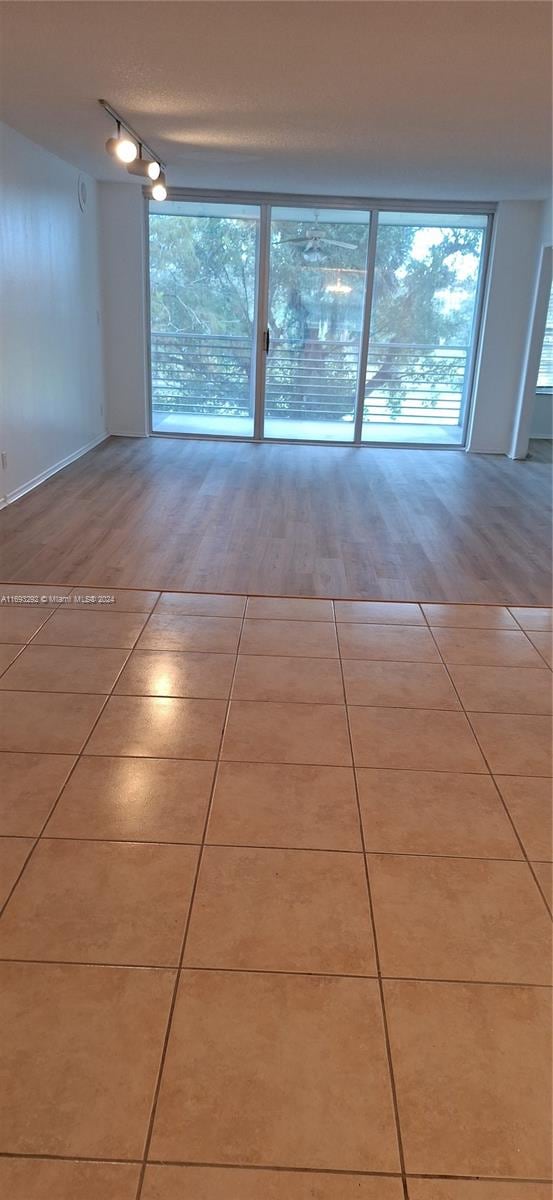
[134,603,248,1200]
[507,608,553,668]
[1,681,550,717]
[0,959,551,988]
[0,1148,551,1184]
[420,609,553,920]
[1,831,542,868]
[333,599,409,1200]
[3,744,550,776]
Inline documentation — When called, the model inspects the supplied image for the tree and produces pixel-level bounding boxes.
[148,210,483,424]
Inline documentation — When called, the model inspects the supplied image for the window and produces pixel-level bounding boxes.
[537,285,553,391]
[148,196,491,446]
[362,213,486,444]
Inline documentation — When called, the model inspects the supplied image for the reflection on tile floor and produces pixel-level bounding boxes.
[0,584,551,1197]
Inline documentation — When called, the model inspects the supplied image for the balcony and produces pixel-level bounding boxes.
[151,332,468,444]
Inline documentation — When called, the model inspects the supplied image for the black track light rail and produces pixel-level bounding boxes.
[98,98,165,170]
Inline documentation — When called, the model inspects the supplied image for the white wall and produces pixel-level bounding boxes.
[98,183,149,437]
[467,200,545,454]
[0,122,106,503]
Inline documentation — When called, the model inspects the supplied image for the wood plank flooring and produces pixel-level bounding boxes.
[1,436,551,603]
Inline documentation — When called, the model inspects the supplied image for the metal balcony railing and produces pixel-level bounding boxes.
[151,331,469,426]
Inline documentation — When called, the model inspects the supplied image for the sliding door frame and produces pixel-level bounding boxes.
[145,188,496,449]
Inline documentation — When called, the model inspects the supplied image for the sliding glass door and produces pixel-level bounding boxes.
[149,200,260,436]
[148,197,490,446]
[362,212,487,444]
[264,208,370,441]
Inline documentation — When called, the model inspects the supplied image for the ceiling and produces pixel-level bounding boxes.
[1,1,551,201]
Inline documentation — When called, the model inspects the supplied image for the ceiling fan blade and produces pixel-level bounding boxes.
[323,239,358,249]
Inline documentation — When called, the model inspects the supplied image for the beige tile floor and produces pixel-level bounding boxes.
[0,585,551,1199]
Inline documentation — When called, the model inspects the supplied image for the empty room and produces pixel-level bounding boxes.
[0,2,551,1199]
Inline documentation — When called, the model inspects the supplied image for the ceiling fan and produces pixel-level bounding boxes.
[281,224,358,261]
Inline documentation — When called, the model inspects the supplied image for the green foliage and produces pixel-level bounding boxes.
[149,211,483,423]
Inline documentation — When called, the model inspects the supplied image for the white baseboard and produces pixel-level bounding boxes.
[3,433,108,506]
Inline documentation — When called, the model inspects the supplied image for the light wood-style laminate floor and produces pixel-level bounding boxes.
[1,436,551,603]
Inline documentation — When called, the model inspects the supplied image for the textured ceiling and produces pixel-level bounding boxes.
[0,1,551,200]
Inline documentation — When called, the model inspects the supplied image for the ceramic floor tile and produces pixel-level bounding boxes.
[185,845,375,974]
[0,609,55,643]
[232,654,343,703]
[384,979,551,1178]
[207,762,361,851]
[432,627,544,667]
[357,768,521,858]
[34,609,148,649]
[0,752,76,836]
[45,756,214,843]
[0,645,22,672]
[84,695,226,759]
[0,644,129,694]
[343,661,460,709]
[0,961,174,1156]
[349,707,486,772]
[449,664,552,715]
[246,596,335,621]
[141,1165,403,1199]
[495,775,552,860]
[469,712,552,776]
[0,838,199,966]
[0,837,33,905]
[0,692,105,754]
[422,604,518,629]
[338,623,439,662]
[65,587,159,612]
[526,631,553,667]
[407,1182,553,1199]
[150,969,399,1171]
[509,606,553,631]
[222,700,351,765]
[239,618,338,658]
[137,613,242,653]
[156,592,246,617]
[334,601,424,624]
[532,861,552,907]
[369,853,551,983]
[0,1159,140,1200]
[114,649,236,699]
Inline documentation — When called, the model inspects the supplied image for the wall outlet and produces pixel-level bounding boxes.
[1,452,7,470]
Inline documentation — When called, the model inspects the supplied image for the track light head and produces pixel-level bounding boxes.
[151,171,167,202]
[126,156,162,180]
[105,126,138,164]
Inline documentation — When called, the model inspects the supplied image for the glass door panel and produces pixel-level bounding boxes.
[264,207,370,441]
[149,200,260,437]
[362,212,487,445]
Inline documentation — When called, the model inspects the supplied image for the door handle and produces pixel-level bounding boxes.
[263,328,270,354]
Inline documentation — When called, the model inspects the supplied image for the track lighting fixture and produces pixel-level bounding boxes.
[99,99,167,198]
